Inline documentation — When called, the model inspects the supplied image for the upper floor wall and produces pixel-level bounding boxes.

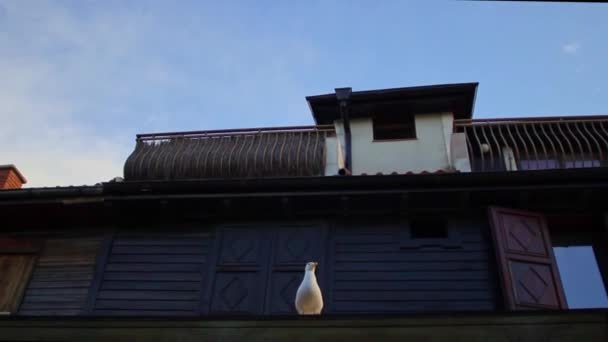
[335,113,454,175]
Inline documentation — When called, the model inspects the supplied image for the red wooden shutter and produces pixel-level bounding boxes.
[0,238,39,314]
[489,207,567,310]
[0,255,36,313]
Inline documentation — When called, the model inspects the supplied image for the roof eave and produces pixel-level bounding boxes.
[306,82,479,124]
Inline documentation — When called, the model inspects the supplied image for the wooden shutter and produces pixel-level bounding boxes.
[209,228,271,315]
[489,207,567,310]
[266,224,325,315]
[0,238,39,314]
[0,255,36,313]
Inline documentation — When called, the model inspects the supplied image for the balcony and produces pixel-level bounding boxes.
[124,125,335,181]
[454,116,608,172]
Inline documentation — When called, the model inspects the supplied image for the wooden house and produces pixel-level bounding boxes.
[1,83,607,341]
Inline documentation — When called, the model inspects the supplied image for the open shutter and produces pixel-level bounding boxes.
[488,207,567,310]
[0,238,39,314]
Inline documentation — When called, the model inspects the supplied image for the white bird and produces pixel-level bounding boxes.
[295,261,323,315]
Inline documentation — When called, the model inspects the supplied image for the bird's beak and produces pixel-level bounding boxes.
[313,262,319,267]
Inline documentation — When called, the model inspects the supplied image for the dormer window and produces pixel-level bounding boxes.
[372,114,416,141]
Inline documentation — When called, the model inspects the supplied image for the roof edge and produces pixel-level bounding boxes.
[306,82,479,124]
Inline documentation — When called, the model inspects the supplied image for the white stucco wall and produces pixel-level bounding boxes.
[324,136,340,176]
[330,113,455,175]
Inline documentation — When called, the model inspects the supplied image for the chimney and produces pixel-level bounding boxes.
[0,165,27,189]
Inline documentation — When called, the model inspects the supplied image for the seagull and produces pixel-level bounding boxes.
[295,261,323,315]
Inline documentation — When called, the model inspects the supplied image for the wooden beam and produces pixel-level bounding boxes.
[0,311,605,342]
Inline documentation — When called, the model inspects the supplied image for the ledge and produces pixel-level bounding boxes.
[0,310,606,342]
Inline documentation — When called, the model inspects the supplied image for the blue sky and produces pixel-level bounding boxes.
[554,247,608,308]
[1,0,607,186]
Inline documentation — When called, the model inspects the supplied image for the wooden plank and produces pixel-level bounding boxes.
[103,272,202,282]
[335,251,489,262]
[104,263,203,272]
[38,260,97,267]
[334,235,397,244]
[34,266,95,274]
[108,254,207,264]
[113,239,209,246]
[30,273,94,282]
[0,311,606,341]
[18,309,83,316]
[333,280,493,291]
[97,290,200,301]
[334,261,488,271]
[101,281,201,291]
[333,300,496,312]
[333,290,494,302]
[92,309,197,316]
[111,246,207,255]
[19,302,86,310]
[25,288,90,297]
[27,281,92,289]
[336,244,488,253]
[335,270,491,281]
[22,294,88,303]
[94,300,198,311]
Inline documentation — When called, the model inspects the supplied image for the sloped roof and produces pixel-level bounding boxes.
[306,82,479,125]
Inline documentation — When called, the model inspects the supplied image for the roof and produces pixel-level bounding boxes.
[0,164,27,184]
[306,82,479,125]
[1,168,606,202]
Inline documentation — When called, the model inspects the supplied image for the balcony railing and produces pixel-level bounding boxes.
[454,116,608,172]
[124,125,335,181]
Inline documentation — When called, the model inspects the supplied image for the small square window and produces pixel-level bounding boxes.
[373,114,416,141]
[410,218,448,239]
[400,218,462,249]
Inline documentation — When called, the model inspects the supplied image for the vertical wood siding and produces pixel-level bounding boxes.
[93,234,211,316]
[19,238,103,315]
[328,219,498,313]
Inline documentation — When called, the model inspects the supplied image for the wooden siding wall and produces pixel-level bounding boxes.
[19,238,103,315]
[327,219,497,313]
[14,218,498,316]
[209,223,325,315]
[92,233,212,316]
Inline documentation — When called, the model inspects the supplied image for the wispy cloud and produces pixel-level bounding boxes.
[0,1,319,187]
[562,42,581,55]
[0,1,139,187]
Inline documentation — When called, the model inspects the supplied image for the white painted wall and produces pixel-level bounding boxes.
[324,136,340,176]
[328,113,456,175]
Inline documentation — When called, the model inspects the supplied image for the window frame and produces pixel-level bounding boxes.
[372,114,417,142]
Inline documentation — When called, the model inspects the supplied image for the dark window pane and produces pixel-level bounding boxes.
[410,218,448,239]
[553,246,608,308]
[373,115,416,140]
